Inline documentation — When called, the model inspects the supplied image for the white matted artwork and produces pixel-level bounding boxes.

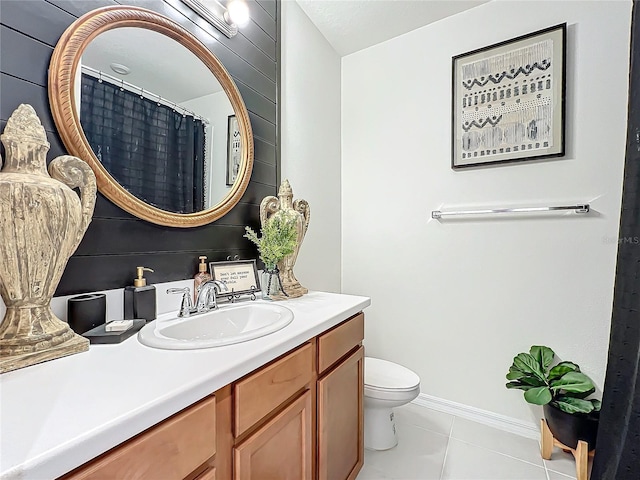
[209,259,259,295]
[452,23,566,169]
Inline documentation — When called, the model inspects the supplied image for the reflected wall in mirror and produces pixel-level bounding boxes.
[49,6,254,227]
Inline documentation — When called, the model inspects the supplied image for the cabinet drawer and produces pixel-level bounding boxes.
[318,313,364,374]
[234,343,313,437]
[63,395,216,480]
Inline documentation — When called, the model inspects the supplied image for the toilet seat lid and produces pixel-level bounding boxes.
[365,357,420,391]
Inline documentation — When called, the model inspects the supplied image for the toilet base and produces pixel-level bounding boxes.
[364,405,398,450]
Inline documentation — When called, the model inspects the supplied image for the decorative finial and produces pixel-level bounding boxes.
[278,179,293,197]
[1,104,49,147]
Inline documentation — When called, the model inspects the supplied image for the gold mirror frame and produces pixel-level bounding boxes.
[48,6,254,228]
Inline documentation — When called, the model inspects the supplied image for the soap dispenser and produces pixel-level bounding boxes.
[124,267,156,322]
[194,256,212,299]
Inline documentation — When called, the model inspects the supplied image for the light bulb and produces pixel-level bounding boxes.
[226,0,250,28]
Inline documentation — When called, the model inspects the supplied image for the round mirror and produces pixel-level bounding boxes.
[49,6,254,228]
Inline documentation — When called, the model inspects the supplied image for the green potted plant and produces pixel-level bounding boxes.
[244,214,297,299]
[506,345,601,449]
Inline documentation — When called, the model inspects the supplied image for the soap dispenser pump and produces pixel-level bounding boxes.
[194,256,212,298]
[124,266,156,322]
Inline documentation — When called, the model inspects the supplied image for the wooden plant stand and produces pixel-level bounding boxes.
[541,419,595,480]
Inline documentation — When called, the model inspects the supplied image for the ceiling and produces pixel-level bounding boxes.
[295,0,490,56]
[81,27,224,104]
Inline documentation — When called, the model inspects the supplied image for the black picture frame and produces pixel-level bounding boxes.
[226,114,241,185]
[451,23,566,169]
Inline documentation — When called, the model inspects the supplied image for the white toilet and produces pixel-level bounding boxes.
[364,357,421,450]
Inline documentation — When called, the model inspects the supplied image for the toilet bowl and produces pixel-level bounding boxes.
[364,357,420,450]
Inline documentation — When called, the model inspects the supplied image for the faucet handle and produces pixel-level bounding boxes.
[205,288,218,309]
[167,287,192,317]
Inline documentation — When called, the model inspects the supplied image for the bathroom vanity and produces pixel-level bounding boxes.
[0,292,370,480]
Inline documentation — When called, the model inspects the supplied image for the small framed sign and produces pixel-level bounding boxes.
[452,23,566,169]
[209,259,259,296]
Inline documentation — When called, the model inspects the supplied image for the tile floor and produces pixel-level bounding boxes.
[357,403,587,480]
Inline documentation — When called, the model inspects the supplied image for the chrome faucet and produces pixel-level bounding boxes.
[195,280,229,312]
[167,281,229,317]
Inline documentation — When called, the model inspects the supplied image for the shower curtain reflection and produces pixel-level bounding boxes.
[80,73,205,214]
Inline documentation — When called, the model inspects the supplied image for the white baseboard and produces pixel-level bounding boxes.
[411,393,540,441]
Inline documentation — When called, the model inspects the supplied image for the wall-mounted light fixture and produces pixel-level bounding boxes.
[179,0,250,38]
[225,0,250,28]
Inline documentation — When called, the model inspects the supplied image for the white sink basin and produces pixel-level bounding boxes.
[138,303,294,350]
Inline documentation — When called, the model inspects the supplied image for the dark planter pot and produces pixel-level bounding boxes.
[543,403,599,450]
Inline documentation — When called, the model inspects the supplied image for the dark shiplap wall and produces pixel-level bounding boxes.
[0,0,279,295]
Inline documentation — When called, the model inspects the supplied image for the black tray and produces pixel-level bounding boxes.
[82,319,146,344]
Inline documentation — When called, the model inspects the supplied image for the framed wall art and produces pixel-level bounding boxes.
[226,114,241,185]
[452,23,566,169]
[209,259,259,296]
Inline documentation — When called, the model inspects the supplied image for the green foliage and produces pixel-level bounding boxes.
[505,346,601,415]
[244,214,297,270]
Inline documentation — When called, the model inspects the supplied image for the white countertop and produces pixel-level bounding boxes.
[0,292,370,480]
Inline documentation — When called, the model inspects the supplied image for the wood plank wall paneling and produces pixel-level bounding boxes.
[0,0,279,296]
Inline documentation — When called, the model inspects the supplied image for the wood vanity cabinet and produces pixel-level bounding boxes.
[229,311,364,480]
[60,312,364,480]
[61,395,218,480]
[232,342,314,480]
[317,314,365,480]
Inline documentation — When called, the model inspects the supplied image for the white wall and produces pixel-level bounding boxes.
[182,91,234,207]
[281,0,342,293]
[342,0,632,423]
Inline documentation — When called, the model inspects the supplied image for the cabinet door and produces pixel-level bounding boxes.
[234,391,312,480]
[318,346,364,480]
